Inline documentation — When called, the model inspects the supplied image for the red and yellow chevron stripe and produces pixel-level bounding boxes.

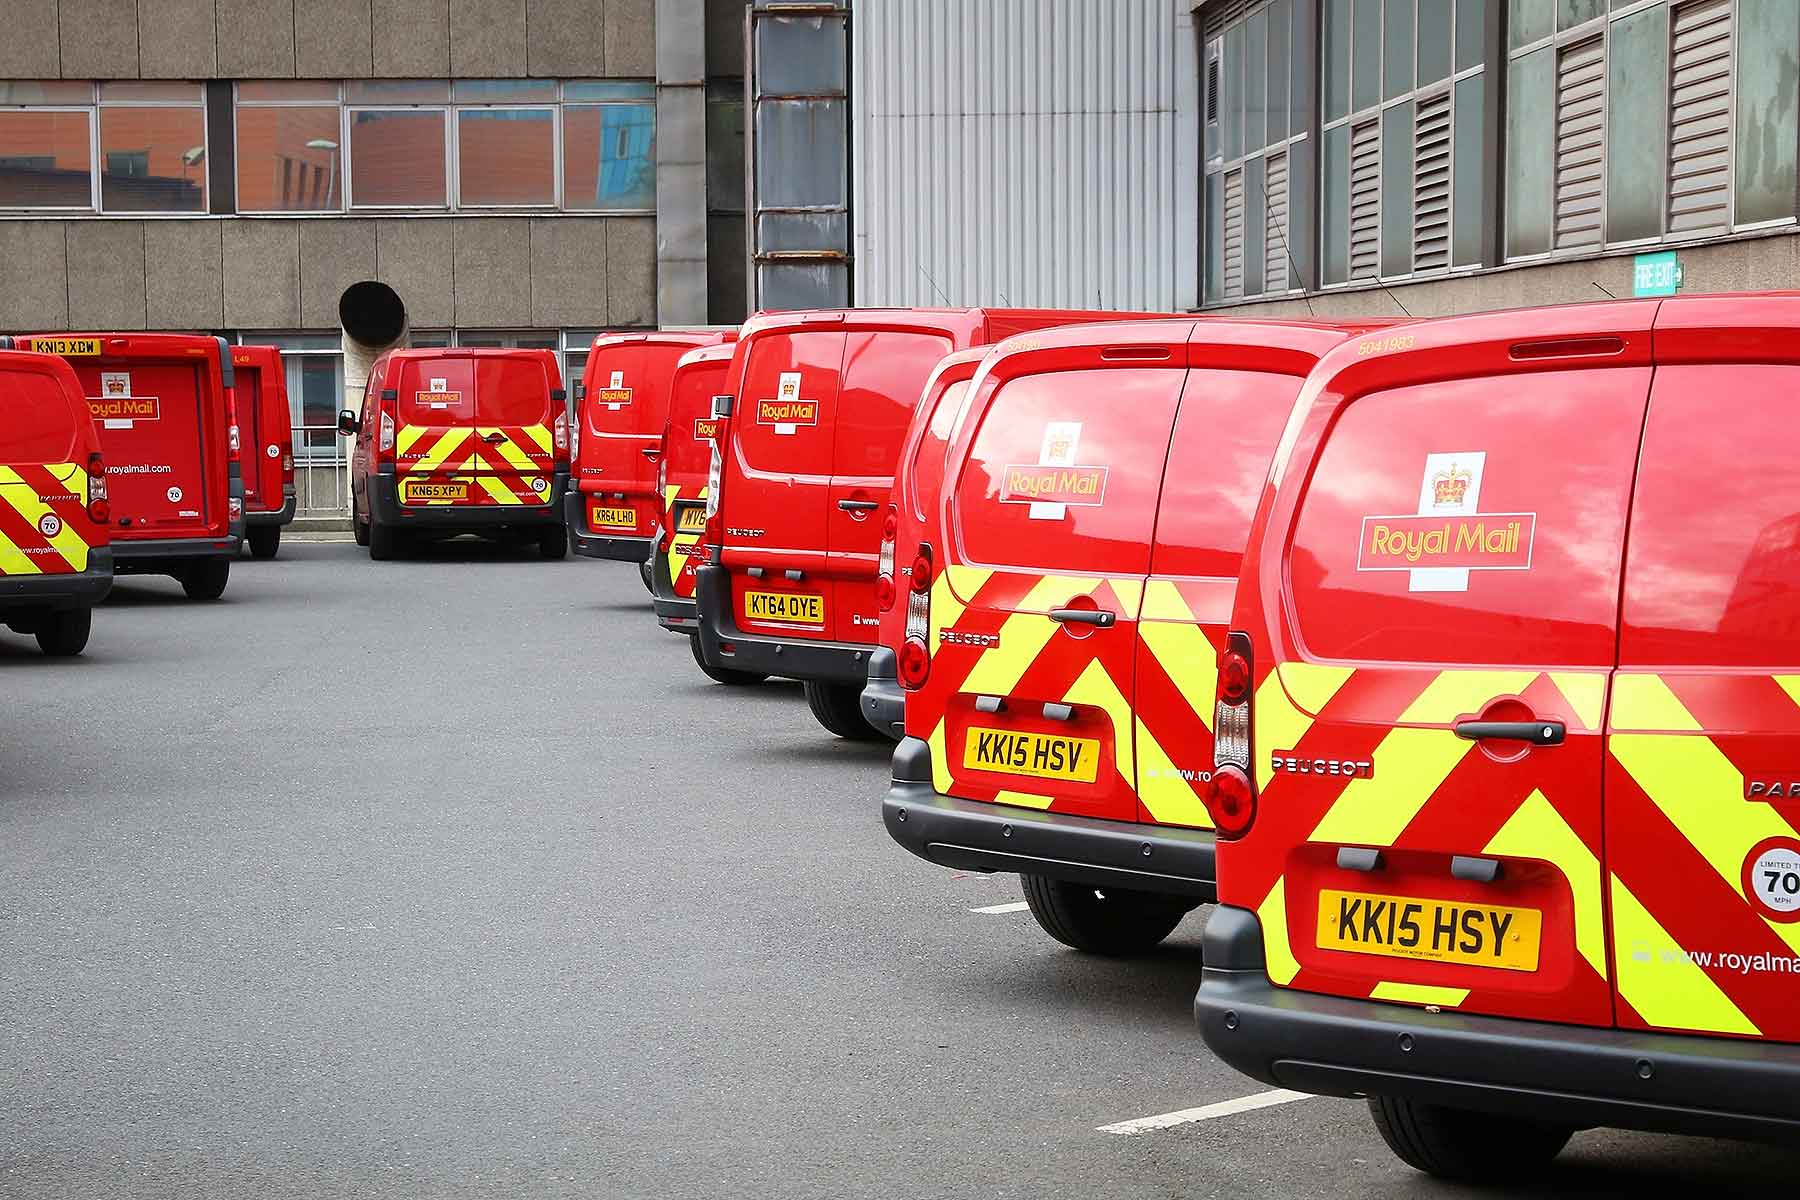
[396,423,554,507]
[0,464,94,575]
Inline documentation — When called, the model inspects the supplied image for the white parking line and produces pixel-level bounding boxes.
[1096,1089,1313,1135]
[969,901,1031,914]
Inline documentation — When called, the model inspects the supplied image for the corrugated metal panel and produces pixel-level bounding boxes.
[1412,91,1451,271]
[1667,0,1733,235]
[1553,35,1605,250]
[1264,148,1289,291]
[1348,117,1380,280]
[851,0,1198,310]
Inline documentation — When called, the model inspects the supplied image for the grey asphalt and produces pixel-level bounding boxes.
[3,541,1797,1198]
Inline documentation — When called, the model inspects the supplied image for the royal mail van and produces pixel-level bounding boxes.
[882,319,1390,955]
[567,329,736,565]
[694,308,1158,737]
[229,345,296,559]
[341,347,568,560]
[860,346,991,738]
[0,345,112,654]
[18,333,242,599]
[1195,295,1800,1180]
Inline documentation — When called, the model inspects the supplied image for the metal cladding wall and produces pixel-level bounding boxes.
[851,0,1202,311]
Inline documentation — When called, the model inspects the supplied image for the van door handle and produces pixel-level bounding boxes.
[837,499,879,512]
[1049,608,1116,628]
[1453,720,1565,746]
[641,447,661,458]
[482,432,506,444]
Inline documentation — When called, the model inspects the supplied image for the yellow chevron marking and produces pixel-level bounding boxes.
[1399,670,1541,724]
[1549,671,1606,730]
[0,467,90,573]
[927,717,953,794]
[1369,982,1469,1008]
[663,484,681,511]
[1259,876,1299,986]
[517,423,552,454]
[955,598,1058,696]
[476,475,524,506]
[1138,579,1192,622]
[1255,671,1313,792]
[404,425,472,474]
[1611,874,1759,1036]
[1612,728,1800,958]
[1773,675,1800,711]
[1139,620,1217,730]
[396,424,430,456]
[1610,673,1703,732]
[928,568,978,657]
[476,428,540,473]
[991,789,1056,811]
[1064,657,1134,784]
[1274,661,1354,716]
[1106,577,1144,617]
[1134,717,1213,828]
[0,528,41,575]
[1483,788,1606,978]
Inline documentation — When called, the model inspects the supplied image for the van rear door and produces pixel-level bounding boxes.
[79,355,211,534]
[231,355,266,511]
[467,355,557,507]
[0,364,91,575]
[395,357,479,507]
[581,338,680,538]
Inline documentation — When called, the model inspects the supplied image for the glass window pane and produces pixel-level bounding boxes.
[349,109,446,207]
[707,94,746,213]
[99,82,202,104]
[1509,0,1552,48]
[1245,8,1267,151]
[238,81,340,103]
[259,333,340,351]
[0,82,92,104]
[343,81,450,104]
[1224,25,1244,160]
[1606,4,1667,241]
[451,80,557,103]
[563,81,657,102]
[1557,0,1604,30]
[1291,0,1308,132]
[1736,0,1800,226]
[1246,154,1266,295]
[1325,0,1352,122]
[562,103,656,210]
[1418,0,1452,84]
[1268,0,1290,142]
[1381,99,1414,275]
[1385,0,1414,99]
[1324,122,1350,282]
[0,110,92,208]
[457,108,554,206]
[1453,74,1485,264]
[1204,171,1223,301]
[1505,45,1552,255]
[1457,0,1488,70]
[1353,0,1382,111]
[98,106,205,212]
[235,105,341,211]
[409,330,452,349]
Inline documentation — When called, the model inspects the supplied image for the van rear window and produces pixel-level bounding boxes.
[1287,368,1649,666]
[952,367,1181,576]
[908,379,970,522]
[0,369,80,463]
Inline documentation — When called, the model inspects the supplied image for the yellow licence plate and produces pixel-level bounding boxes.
[1317,888,1542,972]
[591,505,636,528]
[744,590,823,625]
[28,336,100,356]
[963,727,1101,783]
[676,507,707,532]
[402,480,468,502]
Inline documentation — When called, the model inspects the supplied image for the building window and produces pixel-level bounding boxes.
[235,82,345,212]
[0,82,206,214]
[1504,0,1799,261]
[1319,0,1489,288]
[562,81,657,211]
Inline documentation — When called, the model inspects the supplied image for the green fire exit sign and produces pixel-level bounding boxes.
[1632,251,1684,297]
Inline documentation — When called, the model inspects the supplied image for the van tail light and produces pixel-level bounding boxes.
[86,453,109,523]
[899,542,933,690]
[378,409,396,455]
[553,410,569,456]
[282,451,295,482]
[876,505,899,612]
[705,440,723,520]
[569,416,580,461]
[1204,631,1256,839]
[229,494,244,522]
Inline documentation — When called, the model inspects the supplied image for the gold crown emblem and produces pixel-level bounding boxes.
[1432,464,1471,506]
[103,377,127,396]
[1045,432,1075,460]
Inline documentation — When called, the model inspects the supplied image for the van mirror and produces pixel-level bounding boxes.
[574,381,586,401]
[711,395,734,419]
[551,387,567,403]
[337,409,360,436]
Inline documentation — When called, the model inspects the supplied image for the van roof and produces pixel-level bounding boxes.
[382,346,557,364]
[736,307,1167,342]
[675,341,739,368]
[15,331,226,360]
[590,329,738,353]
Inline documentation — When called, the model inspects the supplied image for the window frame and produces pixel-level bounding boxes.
[452,103,563,210]
[0,102,100,212]
[0,82,213,216]
[232,83,350,214]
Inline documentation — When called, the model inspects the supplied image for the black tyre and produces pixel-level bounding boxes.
[354,516,370,546]
[369,520,398,561]
[180,557,230,601]
[1367,1096,1573,1182]
[35,608,90,657]
[804,679,883,740]
[1019,875,1189,956]
[689,633,767,686]
[247,524,281,559]
[539,525,568,560]
[639,555,654,591]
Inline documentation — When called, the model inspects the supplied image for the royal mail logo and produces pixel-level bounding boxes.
[89,396,159,421]
[1358,513,1536,572]
[999,463,1109,506]
[598,388,632,406]
[694,418,721,441]
[757,398,819,426]
[103,375,128,397]
[1431,463,1472,508]
[415,389,462,406]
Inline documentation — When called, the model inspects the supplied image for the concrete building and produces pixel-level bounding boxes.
[0,0,751,509]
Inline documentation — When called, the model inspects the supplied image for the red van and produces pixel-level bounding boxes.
[694,308,1160,738]
[861,346,991,738]
[0,344,112,654]
[18,333,242,599]
[567,329,736,566]
[340,347,569,560]
[881,319,1386,955]
[1196,296,1800,1179]
[229,345,297,559]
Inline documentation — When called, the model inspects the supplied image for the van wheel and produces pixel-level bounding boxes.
[35,608,91,657]
[1367,1096,1572,1181]
[1019,875,1188,956]
[639,556,654,591]
[804,680,883,740]
[690,633,767,686]
[180,558,231,601]
[369,520,398,561]
[538,526,568,560]
[247,525,281,559]
[354,516,370,547]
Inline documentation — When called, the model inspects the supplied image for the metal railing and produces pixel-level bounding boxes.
[293,424,351,515]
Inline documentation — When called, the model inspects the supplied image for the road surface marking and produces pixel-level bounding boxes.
[1097,1089,1313,1135]
[970,901,1031,914]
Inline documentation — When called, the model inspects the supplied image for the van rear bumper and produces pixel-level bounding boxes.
[649,537,698,634]
[114,534,239,571]
[245,494,297,526]
[564,489,653,561]
[861,646,905,739]
[882,736,1217,899]
[694,563,872,683]
[1195,904,1800,1141]
[371,469,568,529]
[0,547,112,609]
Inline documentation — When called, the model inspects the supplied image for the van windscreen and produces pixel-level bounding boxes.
[0,369,80,462]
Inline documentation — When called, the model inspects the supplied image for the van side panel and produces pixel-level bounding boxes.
[579,341,691,538]
[662,356,732,601]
